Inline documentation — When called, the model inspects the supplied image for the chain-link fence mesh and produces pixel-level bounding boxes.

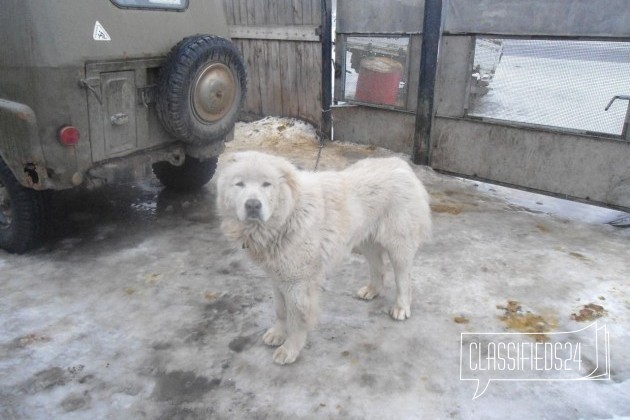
[468,39,630,136]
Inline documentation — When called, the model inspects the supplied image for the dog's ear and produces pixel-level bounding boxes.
[282,169,299,202]
[275,156,299,200]
[268,156,299,223]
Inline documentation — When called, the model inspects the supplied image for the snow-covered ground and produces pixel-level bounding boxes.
[0,117,629,419]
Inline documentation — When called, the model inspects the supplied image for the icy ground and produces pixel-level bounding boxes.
[1,117,629,419]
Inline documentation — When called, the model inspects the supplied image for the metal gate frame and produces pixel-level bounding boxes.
[332,0,630,212]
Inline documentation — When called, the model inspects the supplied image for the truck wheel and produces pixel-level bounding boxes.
[157,35,247,145]
[152,156,218,191]
[0,159,45,253]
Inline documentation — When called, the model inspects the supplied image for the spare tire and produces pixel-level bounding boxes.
[157,35,247,145]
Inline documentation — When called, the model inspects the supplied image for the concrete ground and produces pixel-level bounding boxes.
[1,118,628,419]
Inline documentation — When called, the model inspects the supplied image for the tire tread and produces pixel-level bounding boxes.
[157,35,247,145]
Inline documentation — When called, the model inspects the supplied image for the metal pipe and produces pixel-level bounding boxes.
[320,0,333,141]
[412,0,443,165]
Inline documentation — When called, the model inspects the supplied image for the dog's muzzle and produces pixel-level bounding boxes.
[245,198,263,220]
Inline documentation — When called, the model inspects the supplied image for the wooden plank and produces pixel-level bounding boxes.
[313,0,322,25]
[253,40,265,115]
[269,41,283,115]
[242,40,262,115]
[254,0,267,25]
[222,0,235,25]
[257,40,274,116]
[301,0,313,25]
[300,40,313,122]
[280,41,300,118]
[272,0,285,25]
[267,0,279,25]
[237,0,249,25]
[295,41,308,121]
[291,0,303,25]
[232,0,242,25]
[229,25,320,42]
[236,40,251,113]
[280,0,294,25]
[305,41,322,124]
[257,40,269,115]
[246,0,256,25]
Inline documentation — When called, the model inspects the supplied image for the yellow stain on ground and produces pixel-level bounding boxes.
[571,303,607,322]
[497,300,558,342]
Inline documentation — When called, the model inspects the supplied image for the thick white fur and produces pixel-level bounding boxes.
[216,151,432,364]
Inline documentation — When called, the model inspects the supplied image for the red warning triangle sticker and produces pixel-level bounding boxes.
[93,21,111,41]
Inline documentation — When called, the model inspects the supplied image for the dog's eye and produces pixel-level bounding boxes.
[262,182,272,187]
[235,181,245,187]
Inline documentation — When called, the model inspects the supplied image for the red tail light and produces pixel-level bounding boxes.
[59,125,80,146]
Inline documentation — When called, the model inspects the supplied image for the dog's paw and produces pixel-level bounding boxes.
[390,304,411,320]
[357,285,381,300]
[273,345,300,365]
[263,327,286,346]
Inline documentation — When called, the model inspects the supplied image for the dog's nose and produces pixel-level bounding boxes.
[245,198,262,211]
[245,198,262,218]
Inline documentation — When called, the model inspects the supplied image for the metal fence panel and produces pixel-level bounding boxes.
[467,39,630,137]
[445,0,630,37]
[336,0,425,34]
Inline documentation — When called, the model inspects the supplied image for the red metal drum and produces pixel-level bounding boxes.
[355,56,403,106]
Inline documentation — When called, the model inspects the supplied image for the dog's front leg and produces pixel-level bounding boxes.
[272,279,319,365]
[263,284,287,346]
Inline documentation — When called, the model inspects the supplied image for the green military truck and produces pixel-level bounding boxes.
[0,0,247,253]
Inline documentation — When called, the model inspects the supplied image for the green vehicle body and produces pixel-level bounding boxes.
[0,0,247,253]
[0,0,239,190]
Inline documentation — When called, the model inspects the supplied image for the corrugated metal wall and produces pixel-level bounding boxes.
[222,0,322,126]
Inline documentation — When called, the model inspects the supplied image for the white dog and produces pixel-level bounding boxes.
[216,151,431,364]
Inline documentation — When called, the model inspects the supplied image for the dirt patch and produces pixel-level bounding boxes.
[430,190,480,215]
[12,334,51,348]
[571,303,607,322]
[497,300,557,342]
[61,392,92,413]
[568,251,590,262]
[228,335,255,353]
[204,291,218,301]
[23,367,67,393]
[431,203,463,215]
[228,117,399,173]
[152,371,220,403]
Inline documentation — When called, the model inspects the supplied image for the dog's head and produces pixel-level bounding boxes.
[216,151,298,225]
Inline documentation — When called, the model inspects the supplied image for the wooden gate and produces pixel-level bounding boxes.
[222,0,324,128]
